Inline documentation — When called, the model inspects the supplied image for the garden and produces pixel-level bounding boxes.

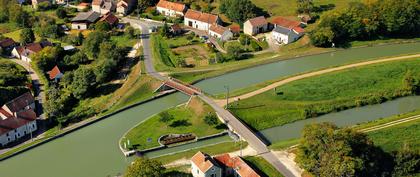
[123,97,226,150]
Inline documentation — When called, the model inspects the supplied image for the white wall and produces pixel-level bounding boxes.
[156,7,184,17]
[272,31,302,44]
[72,23,88,30]
[209,30,233,41]
[0,121,37,146]
[184,18,212,31]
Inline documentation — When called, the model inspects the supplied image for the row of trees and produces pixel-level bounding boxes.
[219,0,258,23]
[297,122,419,177]
[310,0,420,47]
[0,60,30,106]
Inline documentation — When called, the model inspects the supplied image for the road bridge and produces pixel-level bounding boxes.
[123,17,299,177]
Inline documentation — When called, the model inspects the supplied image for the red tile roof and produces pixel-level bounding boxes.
[185,9,219,24]
[214,154,261,177]
[0,109,36,135]
[229,24,241,33]
[100,12,119,25]
[16,41,52,57]
[48,65,62,80]
[191,151,218,173]
[272,17,301,29]
[210,25,230,35]
[3,92,35,113]
[157,0,186,13]
[92,0,102,6]
[247,16,268,27]
[0,38,17,48]
[293,26,305,34]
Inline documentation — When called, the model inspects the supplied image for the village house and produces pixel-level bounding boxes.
[271,17,305,44]
[77,2,91,11]
[12,41,52,62]
[100,12,119,27]
[47,65,63,82]
[170,24,183,35]
[191,151,261,177]
[209,25,233,41]
[0,92,38,147]
[156,0,187,17]
[31,0,50,9]
[116,0,137,16]
[0,38,18,54]
[191,151,222,177]
[184,9,221,31]
[92,0,116,15]
[244,16,269,36]
[71,11,101,30]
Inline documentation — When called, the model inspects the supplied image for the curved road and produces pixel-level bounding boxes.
[122,18,299,177]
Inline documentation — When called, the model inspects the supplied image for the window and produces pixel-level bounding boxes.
[196,169,199,174]
[211,174,216,177]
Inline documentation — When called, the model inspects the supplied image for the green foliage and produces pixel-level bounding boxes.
[82,31,108,58]
[310,0,420,47]
[55,7,67,19]
[95,21,111,32]
[68,66,97,99]
[219,0,257,23]
[125,26,135,39]
[37,1,51,11]
[204,112,218,126]
[64,51,89,66]
[34,15,60,39]
[125,158,165,177]
[152,35,185,67]
[226,43,243,60]
[32,46,63,72]
[402,70,420,94]
[239,34,251,45]
[296,0,314,14]
[250,40,261,51]
[159,111,174,124]
[392,146,420,177]
[94,41,126,83]
[8,4,30,27]
[137,0,159,13]
[160,22,170,38]
[20,28,35,45]
[296,122,392,177]
[0,59,29,105]
[44,85,73,124]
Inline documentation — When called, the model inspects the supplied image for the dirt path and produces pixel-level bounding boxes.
[360,114,420,133]
[214,53,420,106]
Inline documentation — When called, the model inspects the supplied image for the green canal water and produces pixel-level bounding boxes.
[1,42,420,177]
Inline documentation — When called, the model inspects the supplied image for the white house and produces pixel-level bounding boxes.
[12,41,52,62]
[71,11,101,30]
[0,92,38,147]
[244,16,269,36]
[116,0,137,16]
[156,0,187,17]
[92,0,116,15]
[271,17,304,44]
[184,9,221,31]
[209,25,233,41]
[191,151,222,177]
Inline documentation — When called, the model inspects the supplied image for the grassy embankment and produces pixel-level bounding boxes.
[269,108,420,151]
[244,156,285,177]
[154,141,248,164]
[124,98,226,150]
[230,58,420,131]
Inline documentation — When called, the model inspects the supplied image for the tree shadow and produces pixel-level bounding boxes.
[170,119,192,127]
[93,83,123,97]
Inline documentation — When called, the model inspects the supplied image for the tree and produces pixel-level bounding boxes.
[94,42,125,83]
[8,4,30,27]
[160,22,170,37]
[379,0,420,35]
[83,31,107,58]
[250,40,261,51]
[95,21,111,31]
[204,113,218,126]
[20,28,35,45]
[158,111,174,124]
[75,32,84,46]
[137,0,159,13]
[296,0,314,14]
[125,26,135,39]
[32,46,63,71]
[34,15,60,39]
[0,0,10,22]
[392,146,420,177]
[56,7,67,19]
[125,158,165,177]
[309,27,334,47]
[219,0,257,23]
[402,70,419,94]
[64,51,89,66]
[69,66,97,99]
[296,122,392,177]
[226,44,243,60]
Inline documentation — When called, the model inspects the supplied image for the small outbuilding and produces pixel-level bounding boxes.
[244,16,268,36]
[48,65,63,82]
[209,25,233,41]
[71,11,101,30]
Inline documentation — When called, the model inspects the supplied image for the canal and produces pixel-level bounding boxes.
[1,42,420,177]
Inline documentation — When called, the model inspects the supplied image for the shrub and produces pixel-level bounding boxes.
[204,113,218,126]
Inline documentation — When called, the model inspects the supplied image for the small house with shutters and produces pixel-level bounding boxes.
[47,65,63,82]
[244,16,269,36]
[184,9,221,31]
[209,25,233,41]
[271,17,305,44]
[156,0,187,17]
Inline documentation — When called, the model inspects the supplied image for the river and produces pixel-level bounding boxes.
[1,42,420,177]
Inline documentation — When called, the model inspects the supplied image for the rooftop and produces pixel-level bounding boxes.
[157,0,186,12]
[3,92,35,113]
[72,11,101,23]
[191,151,219,173]
[246,16,268,27]
[210,25,230,35]
[185,9,219,24]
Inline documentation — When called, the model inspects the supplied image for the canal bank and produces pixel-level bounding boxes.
[1,42,420,177]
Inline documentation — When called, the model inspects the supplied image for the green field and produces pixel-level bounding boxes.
[368,119,420,152]
[124,98,225,150]
[230,58,420,130]
[244,156,285,177]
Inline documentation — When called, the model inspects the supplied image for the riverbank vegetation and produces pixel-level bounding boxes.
[297,122,420,177]
[124,97,226,150]
[244,156,285,177]
[230,58,420,130]
[0,59,30,105]
[310,0,420,47]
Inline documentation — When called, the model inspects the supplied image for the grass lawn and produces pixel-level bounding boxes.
[110,35,138,48]
[166,34,203,48]
[368,119,420,152]
[124,97,225,150]
[3,29,22,42]
[0,22,21,34]
[154,141,247,164]
[230,58,420,130]
[244,156,285,177]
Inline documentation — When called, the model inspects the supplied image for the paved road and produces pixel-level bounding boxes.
[10,59,45,119]
[124,18,299,177]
